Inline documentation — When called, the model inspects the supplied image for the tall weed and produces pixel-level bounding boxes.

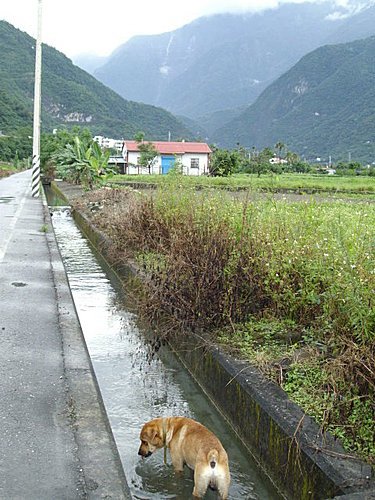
[73,186,374,460]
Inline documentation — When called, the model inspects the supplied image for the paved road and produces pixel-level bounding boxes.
[0,170,131,499]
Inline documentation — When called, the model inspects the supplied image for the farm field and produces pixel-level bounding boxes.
[109,172,375,195]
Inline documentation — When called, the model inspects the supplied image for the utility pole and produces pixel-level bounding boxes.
[32,0,43,197]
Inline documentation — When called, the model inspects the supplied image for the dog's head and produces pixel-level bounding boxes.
[138,419,165,458]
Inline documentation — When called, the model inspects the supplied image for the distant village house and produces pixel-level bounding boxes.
[269,156,288,165]
[121,140,212,176]
[93,135,123,151]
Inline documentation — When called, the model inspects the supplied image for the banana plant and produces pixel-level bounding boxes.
[53,136,114,189]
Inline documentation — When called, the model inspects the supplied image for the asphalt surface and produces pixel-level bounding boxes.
[0,170,131,499]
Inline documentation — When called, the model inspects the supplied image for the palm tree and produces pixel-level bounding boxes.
[274,141,285,159]
[285,151,299,165]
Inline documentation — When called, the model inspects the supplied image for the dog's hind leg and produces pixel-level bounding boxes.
[217,475,230,500]
[192,466,210,498]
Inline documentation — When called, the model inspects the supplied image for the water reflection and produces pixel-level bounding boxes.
[50,207,280,499]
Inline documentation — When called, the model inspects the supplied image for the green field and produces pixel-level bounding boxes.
[109,172,375,195]
[0,163,22,178]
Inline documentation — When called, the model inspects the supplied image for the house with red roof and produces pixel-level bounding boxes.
[121,140,212,176]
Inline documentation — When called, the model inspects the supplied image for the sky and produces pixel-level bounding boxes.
[0,0,368,59]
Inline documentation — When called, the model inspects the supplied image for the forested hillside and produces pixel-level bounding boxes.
[0,21,192,141]
[213,36,375,164]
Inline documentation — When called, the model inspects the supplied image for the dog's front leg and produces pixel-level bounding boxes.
[169,445,184,473]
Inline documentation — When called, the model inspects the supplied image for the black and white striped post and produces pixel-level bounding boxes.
[31,0,43,197]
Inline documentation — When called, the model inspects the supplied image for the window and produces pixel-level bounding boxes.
[190,158,199,168]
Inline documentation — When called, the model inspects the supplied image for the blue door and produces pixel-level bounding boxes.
[161,156,175,174]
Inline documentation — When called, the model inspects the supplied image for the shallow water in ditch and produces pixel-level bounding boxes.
[49,203,281,500]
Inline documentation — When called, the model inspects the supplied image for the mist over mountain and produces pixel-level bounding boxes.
[0,20,193,140]
[72,53,108,74]
[325,2,375,43]
[90,1,375,125]
[213,35,375,164]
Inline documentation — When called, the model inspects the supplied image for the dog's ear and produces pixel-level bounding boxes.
[146,426,160,442]
[151,429,159,440]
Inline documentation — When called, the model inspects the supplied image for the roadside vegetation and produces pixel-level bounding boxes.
[0,161,27,178]
[72,180,374,464]
[0,127,116,187]
[41,127,116,188]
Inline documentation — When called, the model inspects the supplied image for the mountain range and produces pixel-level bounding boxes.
[0,20,192,141]
[90,1,375,128]
[213,35,375,163]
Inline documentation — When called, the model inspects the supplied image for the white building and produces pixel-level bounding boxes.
[269,157,288,165]
[93,136,123,151]
[121,140,212,176]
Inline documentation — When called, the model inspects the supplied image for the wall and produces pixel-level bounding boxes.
[168,334,373,500]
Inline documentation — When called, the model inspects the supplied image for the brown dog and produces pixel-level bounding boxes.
[138,416,230,499]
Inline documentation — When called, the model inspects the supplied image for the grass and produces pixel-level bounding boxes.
[109,172,375,195]
[72,182,375,464]
[0,163,24,178]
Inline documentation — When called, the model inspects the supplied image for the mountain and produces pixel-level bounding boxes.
[197,106,247,137]
[72,53,108,74]
[325,3,375,44]
[0,21,193,140]
[93,2,360,120]
[213,35,375,164]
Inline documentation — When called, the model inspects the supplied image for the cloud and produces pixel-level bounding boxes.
[326,0,374,19]
[1,0,374,58]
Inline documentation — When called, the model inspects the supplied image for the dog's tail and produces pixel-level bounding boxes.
[207,449,219,469]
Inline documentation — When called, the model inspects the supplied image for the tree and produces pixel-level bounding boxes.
[260,147,274,163]
[41,127,92,170]
[292,161,312,173]
[134,131,145,143]
[285,151,300,165]
[52,136,114,189]
[134,134,158,173]
[210,148,239,176]
[274,141,285,159]
[240,147,274,176]
[0,127,32,163]
[138,142,158,174]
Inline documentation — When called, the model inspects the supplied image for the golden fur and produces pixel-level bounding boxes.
[138,416,230,499]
